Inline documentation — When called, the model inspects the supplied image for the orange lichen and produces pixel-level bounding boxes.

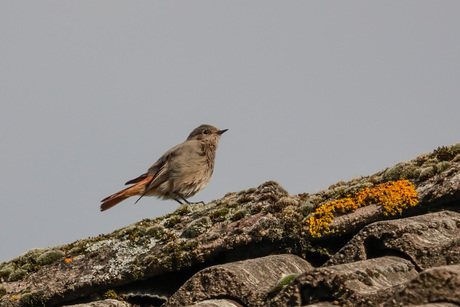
[307,180,419,238]
[64,256,78,263]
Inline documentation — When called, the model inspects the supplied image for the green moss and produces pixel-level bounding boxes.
[21,263,39,273]
[209,208,229,223]
[164,215,182,229]
[383,162,420,181]
[9,269,27,281]
[144,255,160,266]
[104,289,118,299]
[237,188,256,195]
[121,224,152,243]
[436,161,451,173]
[267,274,299,299]
[18,291,46,307]
[299,201,315,216]
[236,194,252,204]
[278,206,303,235]
[225,202,238,209]
[127,263,145,280]
[0,265,14,280]
[0,286,6,298]
[230,210,247,221]
[67,241,87,255]
[36,250,65,266]
[161,232,178,244]
[146,225,165,240]
[266,196,299,213]
[18,248,47,264]
[434,146,456,161]
[175,204,192,216]
[419,166,436,179]
[103,289,127,301]
[249,203,263,214]
[160,239,200,271]
[182,216,212,238]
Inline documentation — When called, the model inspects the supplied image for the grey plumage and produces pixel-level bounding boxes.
[101,124,227,211]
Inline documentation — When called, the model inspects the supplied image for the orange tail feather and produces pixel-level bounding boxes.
[100,176,153,211]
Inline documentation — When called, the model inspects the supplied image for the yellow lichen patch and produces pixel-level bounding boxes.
[10,296,20,301]
[307,180,419,238]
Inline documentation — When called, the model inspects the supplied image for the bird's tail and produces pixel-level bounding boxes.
[100,176,153,211]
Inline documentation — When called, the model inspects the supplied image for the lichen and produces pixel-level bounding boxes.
[306,180,419,238]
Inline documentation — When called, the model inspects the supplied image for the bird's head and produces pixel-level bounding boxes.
[187,124,228,141]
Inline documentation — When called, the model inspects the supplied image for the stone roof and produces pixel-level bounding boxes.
[1,143,459,306]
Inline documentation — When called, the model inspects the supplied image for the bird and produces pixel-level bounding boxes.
[100,124,228,212]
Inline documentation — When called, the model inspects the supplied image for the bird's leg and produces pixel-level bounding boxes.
[185,199,205,205]
[174,198,184,205]
[180,196,191,204]
[177,194,205,205]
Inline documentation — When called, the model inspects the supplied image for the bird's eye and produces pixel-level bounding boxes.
[203,129,211,135]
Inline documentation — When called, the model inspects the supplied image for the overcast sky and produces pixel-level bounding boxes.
[1,2,459,262]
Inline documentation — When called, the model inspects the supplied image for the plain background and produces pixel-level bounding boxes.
[1,2,459,262]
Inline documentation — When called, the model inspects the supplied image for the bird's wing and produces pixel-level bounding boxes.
[144,142,185,189]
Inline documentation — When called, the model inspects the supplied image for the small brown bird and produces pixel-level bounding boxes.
[101,124,227,211]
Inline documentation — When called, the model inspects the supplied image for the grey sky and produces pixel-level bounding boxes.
[1,2,459,262]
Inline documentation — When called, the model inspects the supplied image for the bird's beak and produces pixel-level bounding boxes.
[218,129,228,135]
